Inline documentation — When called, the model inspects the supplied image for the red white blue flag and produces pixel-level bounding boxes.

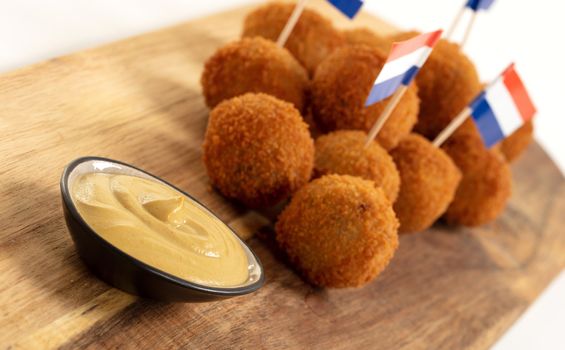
[327,0,364,19]
[365,30,442,107]
[470,64,536,147]
[466,0,495,11]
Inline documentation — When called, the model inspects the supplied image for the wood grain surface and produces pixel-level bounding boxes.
[0,1,563,349]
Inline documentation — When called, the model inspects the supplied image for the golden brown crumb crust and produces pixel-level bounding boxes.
[203,93,314,208]
[242,2,345,75]
[200,37,309,112]
[389,32,481,140]
[314,130,400,202]
[276,174,399,288]
[343,28,389,52]
[311,45,419,150]
[390,134,461,233]
[441,128,512,226]
[496,120,534,162]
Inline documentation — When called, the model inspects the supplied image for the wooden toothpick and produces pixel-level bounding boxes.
[445,6,465,40]
[276,0,309,47]
[459,11,477,50]
[432,107,472,147]
[364,85,409,148]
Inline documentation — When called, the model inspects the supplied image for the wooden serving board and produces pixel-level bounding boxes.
[0,1,563,349]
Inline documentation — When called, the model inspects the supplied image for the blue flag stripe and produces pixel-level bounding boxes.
[400,66,420,86]
[470,94,505,147]
[327,0,363,19]
[365,74,404,106]
[466,0,495,11]
[365,66,420,107]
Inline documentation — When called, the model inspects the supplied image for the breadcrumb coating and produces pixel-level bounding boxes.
[203,93,314,208]
[390,134,461,233]
[343,28,389,52]
[311,45,419,150]
[314,130,400,202]
[496,120,534,163]
[242,2,345,75]
[276,174,399,288]
[442,127,512,226]
[201,37,308,112]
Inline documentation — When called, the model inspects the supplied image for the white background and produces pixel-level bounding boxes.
[0,1,563,348]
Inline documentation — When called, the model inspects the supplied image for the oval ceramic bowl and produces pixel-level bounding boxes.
[60,156,264,302]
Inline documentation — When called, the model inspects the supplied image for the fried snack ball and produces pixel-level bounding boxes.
[242,2,345,75]
[343,28,389,52]
[203,93,314,208]
[390,134,461,233]
[388,31,481,139]
[441,127,512,226]
[311,45,419,150]
[276,174,399,288]
[496,120,534,162]
[314,130,400,202]
[201,37,309,112]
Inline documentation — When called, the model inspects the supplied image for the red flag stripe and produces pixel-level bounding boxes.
[387,30,443,62]
[502,64,536,122]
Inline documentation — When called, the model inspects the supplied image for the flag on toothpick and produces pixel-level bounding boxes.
[363,30,443,148]
[327,0,364,19]
[446,0,495,46]
[469,64,536,148]
[365,30,442,107]
[466,0,495,11]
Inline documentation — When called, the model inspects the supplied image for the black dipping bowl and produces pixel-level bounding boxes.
[60,157,264,302]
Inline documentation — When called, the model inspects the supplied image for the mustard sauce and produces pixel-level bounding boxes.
[71,173,249,287]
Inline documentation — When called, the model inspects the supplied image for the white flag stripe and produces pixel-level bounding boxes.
[486,79,524,136]
[374,46,433,85]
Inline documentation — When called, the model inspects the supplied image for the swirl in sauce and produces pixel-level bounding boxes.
[71,173,249,287]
